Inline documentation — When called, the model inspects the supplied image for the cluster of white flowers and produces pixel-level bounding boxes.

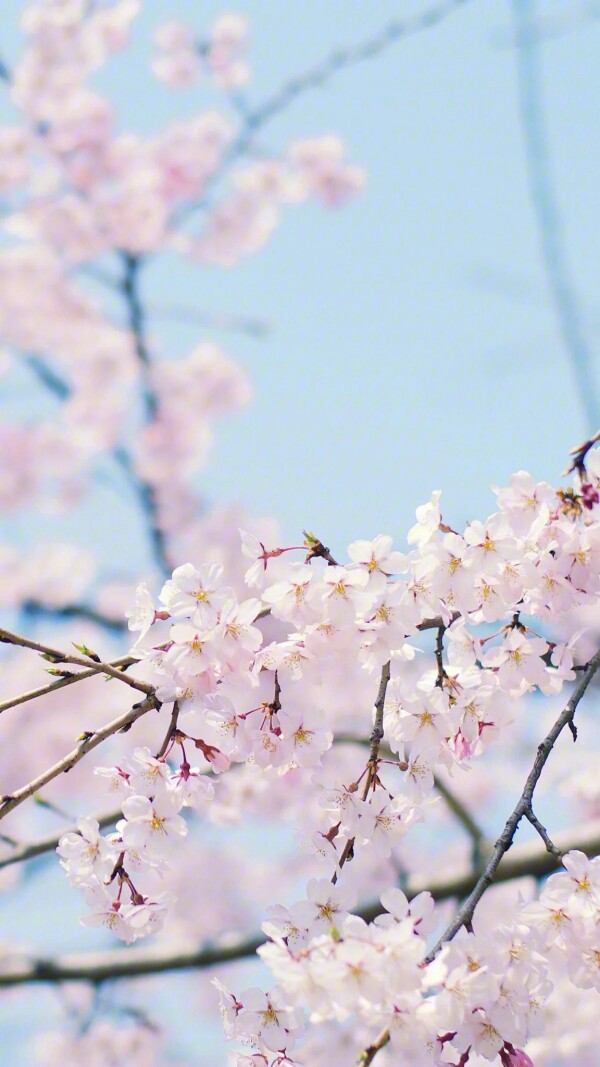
[56,452,600,1062]
[58,745,213,943]
[215,853,600,1066]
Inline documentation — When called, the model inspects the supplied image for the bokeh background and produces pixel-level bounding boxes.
[1,0,599,1062]
[2,0,599,565]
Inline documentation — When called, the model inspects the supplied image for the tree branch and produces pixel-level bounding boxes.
[21,601,127,633]
[512,0,600,431]
[0,693,159,822]
[433,773,488,862]
[0,655,137,717]
[179,0,472,224]
[427,647,600,958]
[333,661,391,880]
[118,254,171,576]
[0,627,151,695]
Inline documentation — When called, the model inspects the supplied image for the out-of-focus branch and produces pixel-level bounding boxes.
[495,2,600,47]
[148,303,269,337]
[0,692,159,822]
[512,0,599,431]
[2,815,600,987]
[23,354,70,399]
[432,774,488,860]
[0,807,122,870]
[119,254,171,576]
[180,0,472,223]
[22,601,127,633]
[21,344,169,582]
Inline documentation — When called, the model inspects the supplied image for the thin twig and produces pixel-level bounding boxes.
[525,806,562,860]
[332,661,391,883]
[427,647,600,959]
[0,693,159,822]
[512,0,600,431]
[367,660,391,769]
[0,628,151,695]
[0,656,137,717]
[3,815,600,987]
[155,701,180,761]
[434,624,446,685]
[179,0,472,224]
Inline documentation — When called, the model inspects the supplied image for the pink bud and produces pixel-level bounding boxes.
[452,730,473,760]
[581,481,600,509]
[194,738,231,773]
[504,1049,534,1067]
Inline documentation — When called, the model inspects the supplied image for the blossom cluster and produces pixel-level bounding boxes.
[215,851,600,1066]
[54,451,600,1063]
[58,743,213,944]
[152,14,250,91]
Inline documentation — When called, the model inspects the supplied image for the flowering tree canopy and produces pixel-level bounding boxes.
[0,3,599,1066]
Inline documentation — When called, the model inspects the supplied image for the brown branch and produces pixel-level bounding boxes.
[427,647,600,959]
[3,815,600,988]
[0,628,151,695]
[418,611,459,632]
[524,806,563,860]
[563,430,600,476]
[433,774,488,859]
[333,661,391,882]
[359,1028,390,1067]
[366,660,391,769]
[0,693,159,822]
[155,701,180,760]
[434,624,446,685]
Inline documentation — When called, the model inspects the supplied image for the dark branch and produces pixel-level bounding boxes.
[427,647,600,959]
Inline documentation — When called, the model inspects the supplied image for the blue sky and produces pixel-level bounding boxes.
[1,1,599,1062]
